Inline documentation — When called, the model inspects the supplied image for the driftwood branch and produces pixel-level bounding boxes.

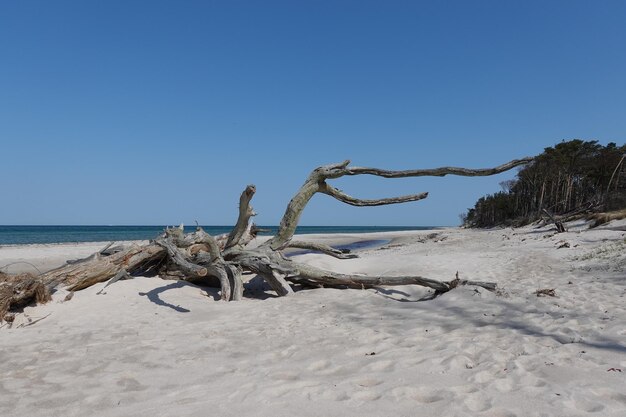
[43,244,166,292]
[287,241,358,259]
[96,269,131,294]
[205,263,232,301]
[224,264,244,301]
[542,208,567,233]
[156,238,208,278]
[1,273,52,321]
[320,183,429,207]
[226,185,257,250]
[189,227,222,262]
[234,251,295,296]
[345,157,534,178]
[265,157,532,250]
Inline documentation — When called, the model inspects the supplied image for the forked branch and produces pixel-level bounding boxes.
[265,157,532,250]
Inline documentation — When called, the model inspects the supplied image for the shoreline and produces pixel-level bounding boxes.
[0,225,444,247]
[0,229,443,275]
[1,221,620,275]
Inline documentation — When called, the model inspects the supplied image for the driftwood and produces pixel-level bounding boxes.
[1,272,52,323]
[539,201,602,230]
[542,208,567,233]
[1,157,532,316]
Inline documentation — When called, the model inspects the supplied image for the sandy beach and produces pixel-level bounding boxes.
[1,222,625,417]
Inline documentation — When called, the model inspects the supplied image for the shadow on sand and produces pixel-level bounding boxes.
[138,281,197,312]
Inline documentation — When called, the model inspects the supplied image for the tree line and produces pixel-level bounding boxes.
[463,139,626,228]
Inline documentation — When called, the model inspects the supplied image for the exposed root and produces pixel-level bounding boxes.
[1,272,52,322]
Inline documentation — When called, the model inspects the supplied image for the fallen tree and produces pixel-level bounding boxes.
[1,157,531,318]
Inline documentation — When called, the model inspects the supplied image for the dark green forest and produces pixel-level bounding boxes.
[463,140,626,228]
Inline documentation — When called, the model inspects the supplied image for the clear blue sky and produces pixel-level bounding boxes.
[1,1,625,226]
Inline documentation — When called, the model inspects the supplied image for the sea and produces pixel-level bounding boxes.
[0,225,437,245]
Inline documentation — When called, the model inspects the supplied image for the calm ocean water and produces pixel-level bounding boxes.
[0,225,436,245]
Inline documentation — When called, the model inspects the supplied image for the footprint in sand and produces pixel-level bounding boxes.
[514,357,541,373]
[392,386,447,404]
[463,393,492,412]
[116,376,147,392]
[451,384,480,394]
[307,359,331,372]
[471,370,494,384]
[441,354,476,371]
[306,359,346,376]
[491,377,515,393]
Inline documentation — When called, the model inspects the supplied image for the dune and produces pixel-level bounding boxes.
[1,222,625,416]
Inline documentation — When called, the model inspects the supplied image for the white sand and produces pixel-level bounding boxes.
[1,223,625,417]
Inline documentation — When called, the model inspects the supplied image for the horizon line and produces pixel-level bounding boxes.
[0,224,449,227]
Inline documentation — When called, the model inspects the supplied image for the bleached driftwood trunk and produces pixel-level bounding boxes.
[1,157,531,316]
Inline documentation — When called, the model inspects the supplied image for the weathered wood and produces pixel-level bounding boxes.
[542,208,566,233]
[320,183,428,207]
[189,243,210,255]
[98,241,115,255]
[263,161,349,250]
[204,263,231,301]
[96,269,132,294]
[345,157,534,178]
[287,241,359,259]
[286,261,452,292]
[1,273,52,321]
[226,185,257,250]
[155,238,208,278]
[233,254,498,294]
[189,227,222,261]
[164,224,186,245]
[234,252,294,296]
[265,158,532,250]
[65,242,118,265]
[224,264,244,301]
[42,244,166,291]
